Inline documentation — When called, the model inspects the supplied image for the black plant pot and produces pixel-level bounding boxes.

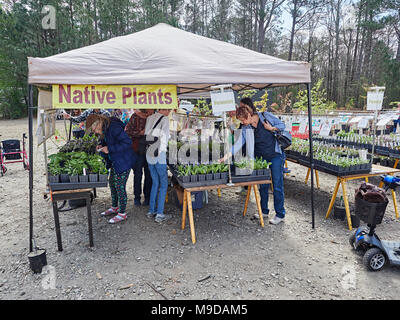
[182,176,190,183]
[350,214,360,228]
[28,249,47,274]
[213,173,221,180]
[220,172,228,181]
[89,174,98,182]
[69,175,79,183]
[257,169,264,176]
[79,175,89,183]
[333,205,346,220]
[190,175,198,182]
[60,174,69,183]
[198,174,206,182]
[48,175,59,183]
[206,174,213,181]
[99,174,108,182]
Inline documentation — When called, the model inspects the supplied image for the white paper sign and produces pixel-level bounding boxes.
[210,90,236,114]
[376,117,392,127]
[298,121,307,133]
[358,118,369,128]
[367,87,385,111]
[320,123,332,136]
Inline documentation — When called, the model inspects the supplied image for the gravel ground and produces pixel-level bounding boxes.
[0,118,400,300]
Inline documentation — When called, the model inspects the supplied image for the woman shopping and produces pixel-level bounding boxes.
[145,108,173,223]
[86,114,136,224]
[226,98,287,225]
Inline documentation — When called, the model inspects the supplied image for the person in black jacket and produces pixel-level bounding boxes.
[86,114,136,224]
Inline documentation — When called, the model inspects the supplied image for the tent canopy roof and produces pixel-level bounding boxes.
[28,23,311,94]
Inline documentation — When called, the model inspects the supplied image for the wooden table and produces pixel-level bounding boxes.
[324,164,400,230]
[181,179,271,244]
[50,188,94,251]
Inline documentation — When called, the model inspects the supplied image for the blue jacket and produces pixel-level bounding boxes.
[100,117,136,174]
[232,112,286,157]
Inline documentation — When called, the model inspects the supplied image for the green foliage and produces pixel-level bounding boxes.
[48,151,107,175]
[238,89,257,100]
[293,79,337,113]
[191,99,212,116]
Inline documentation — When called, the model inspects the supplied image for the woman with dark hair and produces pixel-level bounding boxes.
[224,98,287,225]
[86,114,136,224]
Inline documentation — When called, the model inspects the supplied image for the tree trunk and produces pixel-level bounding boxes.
[288,0,298,61]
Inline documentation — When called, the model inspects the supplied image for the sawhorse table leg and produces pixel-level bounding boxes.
[253,185,264,227]
[305,168,320,189]
[325,177,353,230]
[391,189,399,219]
[243,185,252,216]
[341,179,353,230]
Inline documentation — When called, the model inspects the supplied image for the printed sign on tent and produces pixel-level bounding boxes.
[53,84,178,109]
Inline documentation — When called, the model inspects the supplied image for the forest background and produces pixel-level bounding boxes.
[0,0,399,118]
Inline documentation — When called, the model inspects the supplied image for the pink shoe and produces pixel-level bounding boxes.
[100,207,118,216]
[109,213,127,224]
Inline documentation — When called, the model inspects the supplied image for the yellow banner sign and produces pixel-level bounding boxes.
[52,84,178,109]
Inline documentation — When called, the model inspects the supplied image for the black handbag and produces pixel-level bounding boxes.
[273,130,292,150]
[260,112,292,150]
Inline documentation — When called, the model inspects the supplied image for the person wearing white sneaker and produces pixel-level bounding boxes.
[269,215,284,225]
[228,99,287,225]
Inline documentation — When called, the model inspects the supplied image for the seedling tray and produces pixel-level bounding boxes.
[175,177,228,188]
[231,173,271,183]
[49,181,108,191]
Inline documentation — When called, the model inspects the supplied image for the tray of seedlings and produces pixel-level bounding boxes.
[169,163,229,188]
[231,158,271,183]
[47,135,108,191]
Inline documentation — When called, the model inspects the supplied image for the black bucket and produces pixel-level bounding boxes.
[333,205,346,221]
[28,249,47,274]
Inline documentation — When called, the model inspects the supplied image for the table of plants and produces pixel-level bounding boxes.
[285,137,372,176]
[47,134,109,191]
[313,129,400,166]
[167,119,272,189]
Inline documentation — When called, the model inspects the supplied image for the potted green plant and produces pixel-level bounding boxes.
[220,164,229,181]
[98,165,109,182]
[205,164,214,181]
[190,165,199,182]
[177,164,191,183]
[197,164,207,182]
[48,162,62,183]
[211,163,221,180]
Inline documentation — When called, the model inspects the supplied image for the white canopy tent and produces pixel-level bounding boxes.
[28,23,310,91]
[27,23,314,253]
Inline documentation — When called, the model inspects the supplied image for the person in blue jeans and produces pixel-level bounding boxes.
[227,98,287,225]
[145,109,173,223]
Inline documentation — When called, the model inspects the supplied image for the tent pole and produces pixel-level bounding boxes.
[306,83,315,229]
[28,84,34,252]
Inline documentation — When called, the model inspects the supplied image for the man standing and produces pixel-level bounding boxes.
[125,109,154,206]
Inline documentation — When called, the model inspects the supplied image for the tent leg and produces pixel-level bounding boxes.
[28,84,34,252]
[306,83,315,229]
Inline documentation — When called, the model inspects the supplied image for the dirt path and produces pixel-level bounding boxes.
[0,118,399,300]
